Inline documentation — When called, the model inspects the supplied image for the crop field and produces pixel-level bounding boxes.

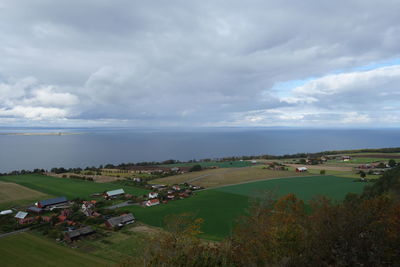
[161,160,253,168]
[129,175,366,239]
[0,174,149,200]
[0,233,111,267]
[152,167,304,188]
[215,175,366,200]
[0,182,52,209]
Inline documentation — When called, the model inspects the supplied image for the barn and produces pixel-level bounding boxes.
[105,189,125,199]
[105,213,135,228]
[36,196,68,209]
[64,226,95,242]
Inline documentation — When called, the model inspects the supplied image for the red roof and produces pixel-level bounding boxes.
[148,199,159,204]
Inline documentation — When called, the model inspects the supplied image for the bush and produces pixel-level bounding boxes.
[320,170,326,175]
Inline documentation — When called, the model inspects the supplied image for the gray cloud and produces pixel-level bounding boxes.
[0,1,400,126]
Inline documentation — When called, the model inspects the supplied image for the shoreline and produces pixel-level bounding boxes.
[0,132,85,136]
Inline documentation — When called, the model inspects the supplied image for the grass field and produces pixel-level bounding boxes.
[152,167,305,188]
[0,233,111,267]
[0,174,149,200]
[128,175,366,239]
[160,160,253,168]
[0,182,52,209]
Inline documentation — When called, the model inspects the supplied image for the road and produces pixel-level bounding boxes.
[0,227,30,239]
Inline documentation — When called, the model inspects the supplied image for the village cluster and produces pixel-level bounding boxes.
[0,182,201,243]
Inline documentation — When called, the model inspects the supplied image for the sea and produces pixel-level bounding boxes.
[0,127,399,173]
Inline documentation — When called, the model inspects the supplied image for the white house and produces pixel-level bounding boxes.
[148,192,158,199]
[296,167,308,172]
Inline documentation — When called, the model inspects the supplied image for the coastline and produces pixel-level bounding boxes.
[0,132,85,136]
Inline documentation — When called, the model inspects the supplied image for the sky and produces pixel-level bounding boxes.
[0,0,400,128]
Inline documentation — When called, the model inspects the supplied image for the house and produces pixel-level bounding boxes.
[15,211,34,224]
[64,226,95,242]
[296,167,308,172]
[148,192,158,199]
[37,196,68,209]
[167,194,175,199]
[105,189,125,199]
[81,201,96,216]
[146,199,160,207]
[172,185,181,191]
[105,213,135,228]
[342,156,351,162]
[132,177,142,182]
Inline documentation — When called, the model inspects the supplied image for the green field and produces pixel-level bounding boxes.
[0,174,149,200]
[127,175,366,239]
[161,160,253,168]
[0,233,111,267]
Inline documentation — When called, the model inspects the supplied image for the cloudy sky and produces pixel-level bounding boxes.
[1,0,400,128]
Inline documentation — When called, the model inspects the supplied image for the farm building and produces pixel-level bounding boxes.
[146,199,160,207]
[148,192,158,199]
[105,213,135,228]
[14,211,35,224]
[81,201,96,216]
[36,196,68,209]
[105,189,125,199]
[27,206,43,214]
[0,210,12,215]
[296,167,308,172]
[172,185,181,191]
[64,226,95,242]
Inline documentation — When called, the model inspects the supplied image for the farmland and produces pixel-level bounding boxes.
[151,166,306,188]
[0,174,149,199]
[161,160,253,168]
[128,175,366,239]
[0,182,51,209]
[0,232,111,267]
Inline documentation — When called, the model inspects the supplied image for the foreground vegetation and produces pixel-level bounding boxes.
[142,167,400,266]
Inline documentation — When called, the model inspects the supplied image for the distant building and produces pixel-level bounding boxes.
[27,206,43,214]
[64,226,95,242]
[296,167,308,172]
[148,192,158,199]
[146,199,160,207]
[36,196,68,209]
[0,210,12,216]
[105,213,135,228]
[105,189,125,199]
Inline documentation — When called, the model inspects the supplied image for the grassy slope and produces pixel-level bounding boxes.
[0,182,52,209]
[215,175,365,201]
[152,166,305,188]
[0,174,149,199]
[0,233,111,267]
[126,190,249,240]
[127,176,366,239]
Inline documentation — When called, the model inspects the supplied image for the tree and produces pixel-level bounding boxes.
[189,164,202,172]
[360,170,366,179]
[320,170,326,175]
[389,159,396,168]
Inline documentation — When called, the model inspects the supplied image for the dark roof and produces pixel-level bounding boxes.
[39,196,67,207]
[106,213,135,227]
[65,226,94,239]
[27,206,42,213]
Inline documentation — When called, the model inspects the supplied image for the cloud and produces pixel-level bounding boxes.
[0,1,400,126]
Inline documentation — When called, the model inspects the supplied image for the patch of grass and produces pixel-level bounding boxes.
[215,175,366,201]
[0,232,111,267]
[126,190,249,240]
[0,182,52,209]
[152,167,303,188]
[75,226,148,264]
[0,174,149,200]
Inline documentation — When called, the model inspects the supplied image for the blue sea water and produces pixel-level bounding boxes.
[0,127,399,173]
